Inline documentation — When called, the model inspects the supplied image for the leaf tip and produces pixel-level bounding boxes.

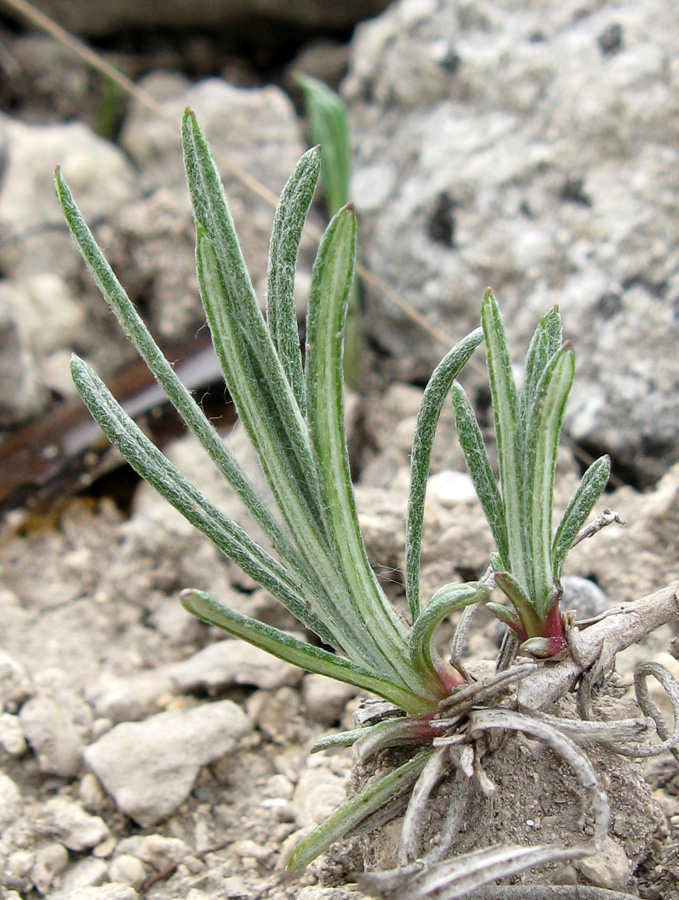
[54,165,66,198]
[180,587,201,609]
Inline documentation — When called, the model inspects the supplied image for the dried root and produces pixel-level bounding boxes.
[358,584,679,900]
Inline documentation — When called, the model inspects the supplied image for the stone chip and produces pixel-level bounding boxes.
[83,700,251,826]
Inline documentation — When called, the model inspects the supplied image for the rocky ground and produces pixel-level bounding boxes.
[1,1,679,899]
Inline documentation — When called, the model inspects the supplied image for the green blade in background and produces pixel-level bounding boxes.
[296,73,351,215]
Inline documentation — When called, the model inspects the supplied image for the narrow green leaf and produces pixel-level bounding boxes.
[543,305,564,356]
[196,229,382,666]
[485,601,524,634]
[195,229,321,536]
[552,455,611,580]
[296,73,351,216]
[410,582,490,697]
[523,345,575,618]
[353,716,433,763]
[69,356,337,644]
[181,590,436,715]
[296,75,362,388]
[481,289,527,592]
[287,750,432,872]
[405,329,483,621]
[451,380,508,568]
[183,111,324,531]
[55,167,303,578]
[494,571,542,638]
[520,307,562,426]
[304,205,421,692]
[266,146,321,414]
[185,109,411,675]
[310,729,371,753]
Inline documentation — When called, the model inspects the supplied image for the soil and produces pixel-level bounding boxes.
[356,692,662,884]
[0,12,679,900]
[2,433,679,899]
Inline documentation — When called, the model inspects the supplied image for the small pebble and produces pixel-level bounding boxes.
[0,651,33,711]
[575,835,629,889]
[170,639,302,693]
[561,575,609,620]
[293,768,348,827]
[302,675,357,725]
[183,856,206,874]
[58,856,109,892]
[108,855,147,889]
[30,842,69,894]
[0,712,27,756]
[50,885,139,900]
[222,875,250,898]
[116,834,189,870]
[426,470,477,506]
[79,772,106,811]
[232,839,271,862]
[6,848,35,886]
[0,771,21,829]
[265,773,294,799]
[93,835,117,858]
[37,798,110,851]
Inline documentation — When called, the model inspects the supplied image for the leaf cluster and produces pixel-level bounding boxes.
[56,111,613,871]
[57,110,484,721]
[453,292,610,653]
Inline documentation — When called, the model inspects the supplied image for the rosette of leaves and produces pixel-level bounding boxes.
[452,291,611,657]
[56,109,488,868]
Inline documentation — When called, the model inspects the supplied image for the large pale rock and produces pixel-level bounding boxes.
[170,639,302,693]
[0,291,49,426]
[83,700,251,826]
[115,75,308,340]
[86,640,301,724]
[345,0,679,483]
[85,667,175,723]
[301,674,358,725]
[0,116,134,279]
[50,885,138,900]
